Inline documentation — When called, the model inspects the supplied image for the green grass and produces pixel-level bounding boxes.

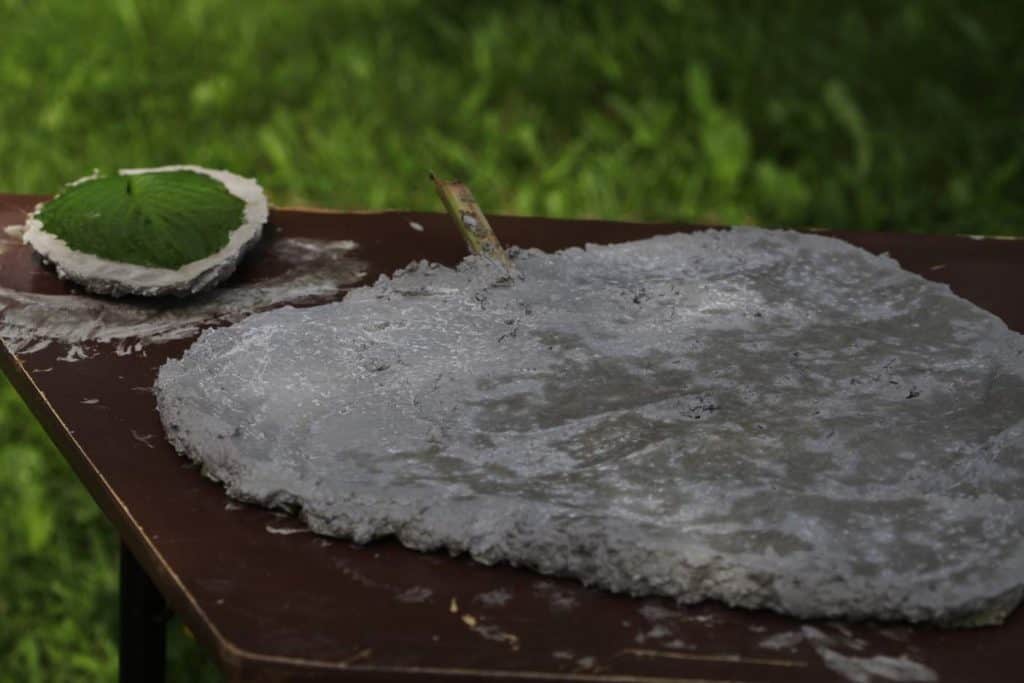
[0,0,1021,680]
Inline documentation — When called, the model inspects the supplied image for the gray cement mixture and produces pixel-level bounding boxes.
[155,227,1024,626]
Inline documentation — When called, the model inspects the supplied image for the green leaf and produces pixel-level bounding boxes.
[37,170,245,270]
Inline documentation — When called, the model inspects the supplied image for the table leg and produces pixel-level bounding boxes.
[119,542,169,683]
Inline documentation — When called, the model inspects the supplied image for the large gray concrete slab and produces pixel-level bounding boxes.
[156,228,1024,625]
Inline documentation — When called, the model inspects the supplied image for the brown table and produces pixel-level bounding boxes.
[1,192,1022,682]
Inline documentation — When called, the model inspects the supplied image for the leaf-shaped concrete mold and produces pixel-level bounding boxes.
[23,165,268,297]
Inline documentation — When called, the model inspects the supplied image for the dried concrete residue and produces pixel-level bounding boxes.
[631,603,701,649]
[758,630,805,651]
[637,604,680,622]
[449,592,519,649]
[633,624,675,646]
[637,602,717,631]
[534,581,579,611]
[474,588,513,607]
[0,238,365,359]
[130,430,156,449]
[759,624,935,681]
[395,586,434,604]
[155,228,1024,626]
[801,626,936,683]
[265,524,310,536]
[465,620,520,649]
[817,650,936,683]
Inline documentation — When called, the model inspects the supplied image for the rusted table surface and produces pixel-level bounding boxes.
[1,192,1022,682]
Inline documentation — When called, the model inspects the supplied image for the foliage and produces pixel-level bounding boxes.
[38,171,245,269]
[0,381,118,681]
[0,375,220,681]
[0,0,1020,680]
[0,0,1020,233]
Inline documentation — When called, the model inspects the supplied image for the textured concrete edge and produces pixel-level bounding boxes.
[43,226,265,298]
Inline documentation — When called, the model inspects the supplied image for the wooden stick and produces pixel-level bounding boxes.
[431,172,514,273]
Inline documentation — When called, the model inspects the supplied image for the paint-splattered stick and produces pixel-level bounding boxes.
[431,172,514,273]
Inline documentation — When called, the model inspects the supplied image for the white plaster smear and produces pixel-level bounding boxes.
[0,237,365,358]
[802,627,936,683]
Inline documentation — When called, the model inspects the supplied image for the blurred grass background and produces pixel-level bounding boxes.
[0,0,1020,680]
